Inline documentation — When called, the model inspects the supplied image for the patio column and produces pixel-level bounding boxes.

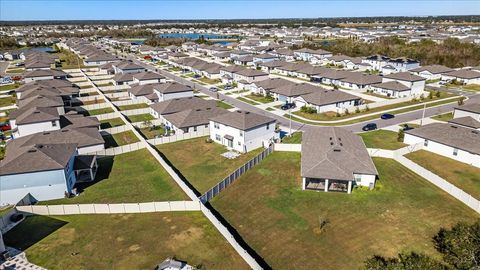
[90,169,94,181]
[324,179,329,192]
[347,181,352,194]
[302,178,306,190]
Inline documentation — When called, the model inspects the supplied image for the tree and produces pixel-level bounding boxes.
[458,96,466,106]
[397,128,405,142]
[364,252,447,270]
[433,221,480,270]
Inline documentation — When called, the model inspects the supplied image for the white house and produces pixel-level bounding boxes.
[441,69,480,85]
[410,65,453,81]
[132,72,166,85]
[370,81,412,98]
[232,69,269,84]
[293,89,361,113]
[10,107,61,137]
[453,103,480,121]
[209,110,278,153]
[112,61,146,74]
[301,127,378,193]
[382,72,426,96]
[153,82,194,102]
[404,122,480,168]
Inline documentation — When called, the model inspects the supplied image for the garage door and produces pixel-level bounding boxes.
[278,95,288,103]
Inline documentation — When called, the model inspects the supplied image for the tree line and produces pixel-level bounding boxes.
[295,37,480,68]
[364,221,480,270]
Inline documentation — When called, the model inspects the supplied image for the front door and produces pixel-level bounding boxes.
[227,139,233,148]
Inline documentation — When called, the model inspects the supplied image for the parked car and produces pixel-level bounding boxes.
[362,123,377,131]
[280,103,296,110]
[0,122,11,131]
[223,85,233,90]
[208,87,218,92]
[381,113,395,120]
[193,74,201,79]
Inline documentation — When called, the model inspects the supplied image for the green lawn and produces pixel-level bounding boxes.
[237,96,259,105]
[210,152,478,270]
[168,67,182,72]
[156,137,264,194]
[216,100,234,109]
[244,94,275,104]
[86,107,114,116]
[198,77,221,85]
[100,118,125,129]
[40,149,187,204]
[0,83,20,91]
[359,130,406,150]
[126,113,155,123]
[0,96,15,107]
[103,131,140,148]
[281,132,302,144]
[117,103,149,111]
[81,99,105,105]
[461,84,480,92]
[6,68,24,74]
[431,112,454,122]
[3,212,248,270]
[138,126,167,139]
[405,150,480,199]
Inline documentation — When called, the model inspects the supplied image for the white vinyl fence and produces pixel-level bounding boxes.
[16,201,201,215]
[86,142,146,155]
[147,129,209,145]
[100,125,130,135]
[94,111,122,121]
[200,145,274,203]
[274,143,301,152]
[121,107,151,116]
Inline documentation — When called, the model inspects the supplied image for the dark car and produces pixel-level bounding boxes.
[381,113,395,120]
[0,122,11,131]
[193,74,201,79]
[208,87,218,92]
[362,123,378,131]
[223,85,233,90]
[280,103,296,110]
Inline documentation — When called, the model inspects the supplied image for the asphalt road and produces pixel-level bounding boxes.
[127,56,479,133]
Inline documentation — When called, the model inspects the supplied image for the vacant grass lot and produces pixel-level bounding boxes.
[405,150,480,199]
[126,113,155,123]
[100,118,125,129]
[281,132,302,144]
[211,152,478,270]
[40,149,186,204]
[103,130,140,148]
[359,129,406,150]
[117,103,149,111]
[156,137,264,194]
[4,212,248,270]
[431,112,454,122]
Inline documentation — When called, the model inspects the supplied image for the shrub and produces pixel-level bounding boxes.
[429,91,434,99]
[397,129,405,142]
[458,96,466,106]
[435,91,441,98]
[300,106,317,114]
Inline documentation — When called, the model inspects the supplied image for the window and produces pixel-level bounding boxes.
[239,131,243,137]
[193,126,197,132]
[424,140,429,147]
[215,134,221,141]
[266,124,270,130]
[51,120,57,127]
[205,124,208,128]
[238,141,241,146]
[214,123,220,129]
[453,148,458,156]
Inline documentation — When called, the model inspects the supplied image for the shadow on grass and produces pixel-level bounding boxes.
[3,215,68,251]
[73,156,114,193]
[102,135,118,148]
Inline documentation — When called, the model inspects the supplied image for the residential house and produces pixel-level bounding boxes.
[163,107,228,135]
[410,65,453,81]
[153,82,194,102]
[209,110,278,153]
[301,127,378,193]
[441,69,480,85]
[382,72,426,96]
[294,88,361,113]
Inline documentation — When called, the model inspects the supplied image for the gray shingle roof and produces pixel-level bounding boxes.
[371,81,410,91]
[150,97,216,115]
[209,110,275,130]
[299,89,360,106]
[153,82,192,94]
[384,72,425,82]
[164,107,228,129]
[301,127,377,181]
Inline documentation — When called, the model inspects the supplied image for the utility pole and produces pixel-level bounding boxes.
[289,107,292,136]
[420,102,426,126]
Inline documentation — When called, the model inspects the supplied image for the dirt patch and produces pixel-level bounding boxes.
[128,244,141,252]
[168,227,203,249]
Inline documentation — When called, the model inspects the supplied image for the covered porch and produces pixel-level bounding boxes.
[303,178,353,194]
[74,155,98,182]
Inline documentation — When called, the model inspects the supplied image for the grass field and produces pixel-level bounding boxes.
[405,150,480,199]
[216,100,234,109]
[156,137,264,194]
[237,96,259,105]
[40,149,187,204]
[103,130,140,148]
[4,212,248,270]
[117,103,149,111]
[100,118,125,129]
[198,77,221,85]
[281,132,302,144]
[126,113,155,123]
[0,96,16,107]
[431,112,454,122]
[138,126,167,139]
[244,94,275,104]
[210,152,478,270]
[86,107,114,116]
[0,83,20,91]
[359,129,406,150]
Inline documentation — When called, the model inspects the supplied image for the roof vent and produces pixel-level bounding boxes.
[472,130,479,135]
[330,142,334,145]
[28,149,37,153]
[329,137,333,140]
[451,125,458,128]
[43,132,50,135]
[333,149,341,152]
[33,111,40,114]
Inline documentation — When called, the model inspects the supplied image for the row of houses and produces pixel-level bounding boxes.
[0,79,106,205]
[411,65,480,85]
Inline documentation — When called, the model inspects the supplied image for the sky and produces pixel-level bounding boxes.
[0,0,479,21]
